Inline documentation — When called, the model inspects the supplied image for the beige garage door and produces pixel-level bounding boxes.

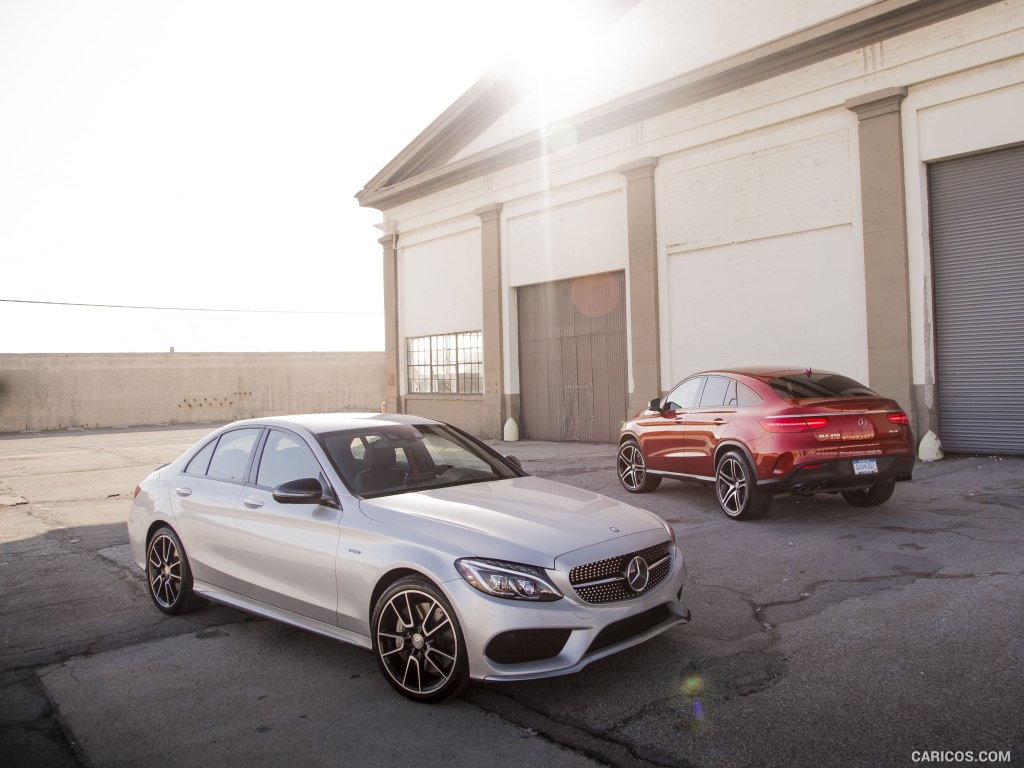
[518,272,627,443]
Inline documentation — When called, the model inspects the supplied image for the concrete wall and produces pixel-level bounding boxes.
[402,394,484,437]
[0,352,385,433]
[401,227,482,340]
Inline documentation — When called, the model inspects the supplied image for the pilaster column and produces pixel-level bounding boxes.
[474,203,505,439]
[380,233,402,413]
[618,157,661,415]
[845,87,914,416]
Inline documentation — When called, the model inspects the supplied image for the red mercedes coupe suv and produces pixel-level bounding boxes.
[617,368,915,520]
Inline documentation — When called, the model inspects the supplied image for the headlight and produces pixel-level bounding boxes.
[455,558,562,602]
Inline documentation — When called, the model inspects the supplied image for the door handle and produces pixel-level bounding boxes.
[714,418,725,425]
[175,487,192,497]
[243,496,265,509]
[674,417,684,423]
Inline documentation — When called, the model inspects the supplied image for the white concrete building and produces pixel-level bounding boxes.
[358,0,1024,454]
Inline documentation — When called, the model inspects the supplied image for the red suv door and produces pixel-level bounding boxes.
[679,375,737,478]
[640,376,705,474]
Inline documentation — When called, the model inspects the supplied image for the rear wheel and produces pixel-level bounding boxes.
[146,527,207,615]
[372,577,468,703]
[617,439,661,493]
[715,450,771,520]
[841,481,895,507]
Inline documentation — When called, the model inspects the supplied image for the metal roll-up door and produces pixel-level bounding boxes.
[518,272,627,443]
[929,144,1024,455]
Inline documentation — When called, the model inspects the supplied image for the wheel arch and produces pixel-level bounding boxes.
[145,519,177,547]
[713,440,759,477]
[618,431,642,447]
[369,567,434,623]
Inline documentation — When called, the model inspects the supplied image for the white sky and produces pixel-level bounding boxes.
[0,0,567,353]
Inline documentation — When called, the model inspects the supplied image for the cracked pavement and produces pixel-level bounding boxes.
[1,426,1022,767]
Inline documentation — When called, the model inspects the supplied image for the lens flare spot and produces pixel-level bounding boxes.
[692,699,705,718]
[570,273,620,318]
[682,675,704,696]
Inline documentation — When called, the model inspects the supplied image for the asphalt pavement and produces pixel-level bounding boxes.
[1,425,1022,768]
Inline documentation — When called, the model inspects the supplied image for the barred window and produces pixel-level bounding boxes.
[407,331,482,394]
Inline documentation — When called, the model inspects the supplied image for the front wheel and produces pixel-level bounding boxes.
[841,481,895,507]
[146,527,207,615]
[715,450,772,520]
[617,439,661,493]
[372,577,468,703]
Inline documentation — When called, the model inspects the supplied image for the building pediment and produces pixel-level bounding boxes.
[356,0,1002,211]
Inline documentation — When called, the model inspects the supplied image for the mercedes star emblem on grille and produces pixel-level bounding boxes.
[625,555,650,593]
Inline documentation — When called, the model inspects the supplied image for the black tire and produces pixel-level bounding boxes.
[617,439,662,493]
[715,450,772,520]
[146,526,208,615]
[841,481,896,507]
[372,577,468,703]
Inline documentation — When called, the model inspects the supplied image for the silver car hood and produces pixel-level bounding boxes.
[358,475,662,568]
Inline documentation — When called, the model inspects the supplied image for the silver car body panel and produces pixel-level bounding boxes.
[191,578,372,650]
[358,475,658,569]
[127,414,690,686]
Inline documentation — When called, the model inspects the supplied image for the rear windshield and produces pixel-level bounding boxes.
[769,373,877,400]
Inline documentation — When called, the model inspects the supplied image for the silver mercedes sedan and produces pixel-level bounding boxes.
[128,413,689,702]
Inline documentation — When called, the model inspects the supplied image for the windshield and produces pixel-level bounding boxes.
[318,423,519,498]
[770,373,878,400]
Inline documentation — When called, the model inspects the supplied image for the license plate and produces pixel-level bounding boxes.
[853,458,878,475]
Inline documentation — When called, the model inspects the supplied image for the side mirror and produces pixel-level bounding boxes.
[274,477,326,505]
[506,455,523,469]
[648,397,663,412]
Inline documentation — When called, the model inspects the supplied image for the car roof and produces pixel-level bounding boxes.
[696,367,840,381]
[224,412,444,436]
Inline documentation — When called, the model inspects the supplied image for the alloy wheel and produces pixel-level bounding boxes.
[716,454,749,517]
[376,589,459,697]
[618,442,647,491]
[148,533,182,609]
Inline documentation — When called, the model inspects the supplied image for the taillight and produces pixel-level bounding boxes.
[132,484,142,500]
[761,415,831,432]
[887,412,910,426]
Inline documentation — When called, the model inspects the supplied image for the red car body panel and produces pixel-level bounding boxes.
[621,368,915,495]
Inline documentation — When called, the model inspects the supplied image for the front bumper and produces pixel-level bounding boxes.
[444,534,689,683]
[760,454,915,495]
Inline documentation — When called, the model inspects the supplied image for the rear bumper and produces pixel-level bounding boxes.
[759,454,914,495]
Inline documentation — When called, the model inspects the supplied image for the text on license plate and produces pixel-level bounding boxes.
[853,458,878,475]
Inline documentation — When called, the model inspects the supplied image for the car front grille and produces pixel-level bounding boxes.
[569,541,672,604]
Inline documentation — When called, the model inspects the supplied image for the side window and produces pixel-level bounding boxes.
[393,447,411,473]
[207,428,262,482]
[665,377,704,411]
[724,379,738,407]
[256,430,320,489]
[185,439,217,476]
[698,376,730,407]
[737,382,763,407]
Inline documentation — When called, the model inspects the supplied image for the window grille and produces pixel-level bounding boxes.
[407,331,482,394]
